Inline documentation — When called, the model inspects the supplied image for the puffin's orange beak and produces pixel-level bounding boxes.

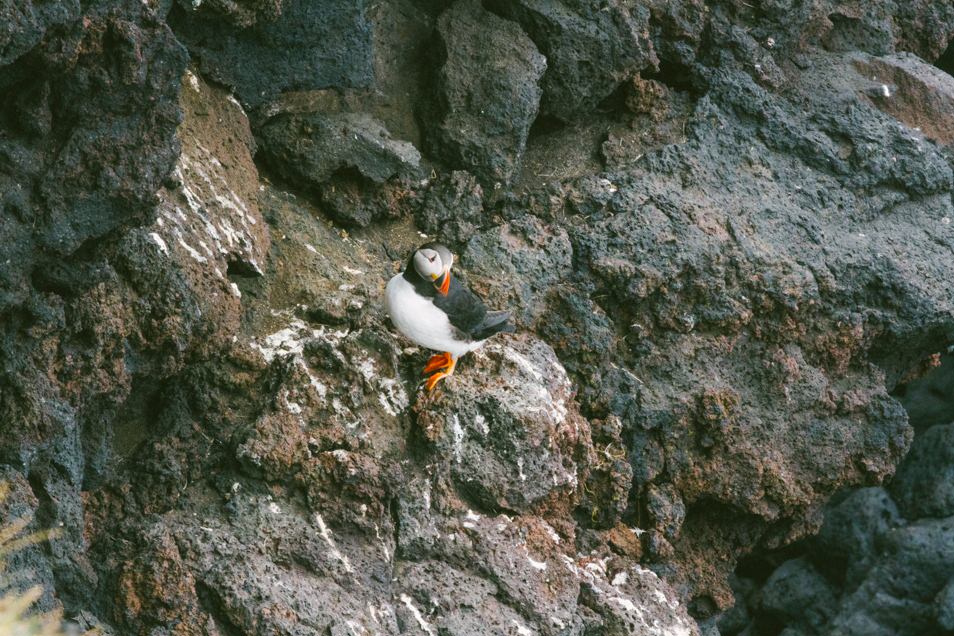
[436,271,450,295]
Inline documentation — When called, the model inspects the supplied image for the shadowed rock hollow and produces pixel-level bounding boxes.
[1,0,953,634]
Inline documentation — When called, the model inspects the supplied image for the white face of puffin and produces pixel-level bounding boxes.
[413,248,444,281]
[412,244,454,281]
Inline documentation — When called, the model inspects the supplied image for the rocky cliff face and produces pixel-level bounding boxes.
[1,1,953,635]
[717,356,954,636]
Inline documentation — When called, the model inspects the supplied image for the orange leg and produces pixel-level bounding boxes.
[423,352,453,374]
[425,355,457,391]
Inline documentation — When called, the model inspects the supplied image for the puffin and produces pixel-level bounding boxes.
[385,243,515,390]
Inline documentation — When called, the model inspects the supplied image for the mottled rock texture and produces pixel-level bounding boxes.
[256,108,424,226]
[718,357,954,636]
[486,0,657,120]
[169,0,373,108]
[425,0,547,185]
[1,0,954,634]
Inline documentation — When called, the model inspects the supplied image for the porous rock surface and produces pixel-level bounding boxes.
[1,1,954,635]
[425,0,547,185]
[719,358,954,635]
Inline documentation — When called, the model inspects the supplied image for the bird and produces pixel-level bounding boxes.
[385,243,515,391]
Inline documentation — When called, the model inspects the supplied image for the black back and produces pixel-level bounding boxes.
[433,274,489,335]
[402,256,513,341]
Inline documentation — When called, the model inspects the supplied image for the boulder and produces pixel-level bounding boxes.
[415,334,591,513]
[257,110,424,226]
[258,111,423,187]
[170,0,373,108]
[760,558,837,631]
[891,424,954,520]
[426,0,546,184]
[815,487,902,585]
[487,0,657,120]
[829,517,954,635]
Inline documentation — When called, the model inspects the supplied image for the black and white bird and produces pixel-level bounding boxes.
[385,243,515,390]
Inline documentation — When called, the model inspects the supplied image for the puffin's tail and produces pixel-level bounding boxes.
[473,310,516,340]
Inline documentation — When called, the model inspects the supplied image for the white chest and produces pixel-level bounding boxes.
[385,274,478,357]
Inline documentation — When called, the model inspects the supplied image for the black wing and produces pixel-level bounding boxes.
[433,275,514,340]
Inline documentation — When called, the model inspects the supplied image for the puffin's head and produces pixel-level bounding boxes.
[412,243,454,295]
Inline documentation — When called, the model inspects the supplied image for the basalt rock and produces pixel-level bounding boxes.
[258,111,423,187]
[415,170,486,246]
[720,358,954,636]
[172,0,287,27]
[77,185,699,634]
[0,0,188,619]
[3,0,954,634]
[890,423,954,520]
[415,334,591,514]
[256,110,424,226]
[0,0,81,67]
[0,1,187,313]
[486,0,658,121]
[169,0,373,109]
[426,0,546,185]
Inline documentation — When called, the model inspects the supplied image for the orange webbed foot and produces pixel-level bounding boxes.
[424,356,456,391]
[425,371,449,391]
[423,352,453,374]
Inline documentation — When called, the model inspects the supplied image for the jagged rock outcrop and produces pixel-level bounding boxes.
[256,109,425,226]
[169,0,373,108]
[2,0,954,634]
[486,0,658,121]
[0,1,187,314]
[416,335,592,513]
[258,112,423,188]
[718,358,954,636]
[425,0,547,185]
[83,195,699,633]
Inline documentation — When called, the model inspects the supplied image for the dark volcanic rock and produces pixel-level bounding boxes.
[258,111,423,187]
[891,424,954,519]
[0,0,80,66]
[725,358,954,636]
[939,578,954,632]
[170,0,373,108]
[890,423,954,520]
[257,110,424,226]
[828,517,954,636]
[5,0,954,634]
[426,0,546,185]
[0,0,193,624]
[415,170,486,246]
[463,215,574,325]
[815,487,902,586]
[854,53,954,145]
[889,1,954,62]
[487,0,657,121]
[759,558,837,632]
[0,2,187,308]
[145,67,270,320]
[896,353,954,433]
[173,0,287,27]
[0,469,58,612]
[317,172,423,228]
[76,200,699,633]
